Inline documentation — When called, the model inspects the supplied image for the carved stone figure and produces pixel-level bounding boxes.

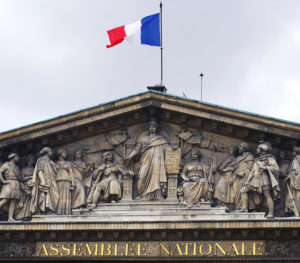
[30,147,60,215]
[0,153,22,222]
[214,146,238,209]
[276,151,290,216]
[89,151,133,207]
[178,149,216,207]
[285,147,300,216]
[230,142,254,210]
[239,142,280,218]
[71,150,95,200]
[55,149,75,215]
[278,151,290,179]
[125,121,168,200]
[15,155,35,220]
[70,150,92,210]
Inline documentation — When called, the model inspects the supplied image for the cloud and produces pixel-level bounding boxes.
[1,0,300,132]
[236,22,300,123]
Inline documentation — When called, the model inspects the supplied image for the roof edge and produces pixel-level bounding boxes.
[1,91,300,141]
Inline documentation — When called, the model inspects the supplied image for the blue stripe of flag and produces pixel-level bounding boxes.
[141,13,160,46]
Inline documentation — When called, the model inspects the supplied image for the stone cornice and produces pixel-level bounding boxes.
[0,218,300,231]
[1,91,300,149]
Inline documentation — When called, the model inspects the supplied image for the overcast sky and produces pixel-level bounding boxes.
[1,0,300,133]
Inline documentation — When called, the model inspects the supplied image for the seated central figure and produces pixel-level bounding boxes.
[90,152,133,207]
[178,149,216,206]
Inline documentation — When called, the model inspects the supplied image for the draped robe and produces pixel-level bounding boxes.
[136,134,168,198]
[180,161,209,205]
[231,152,254,209]
[245,153,280,209]
[286,156,300,213]
[71,160,88,209]
[214,156,236,204]
[30,156,59,214]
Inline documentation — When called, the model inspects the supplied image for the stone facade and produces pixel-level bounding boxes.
[0,91,300,261]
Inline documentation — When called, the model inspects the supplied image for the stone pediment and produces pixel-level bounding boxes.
[1,91,300,261]
[0,91,299,216]
[1,91,300,155]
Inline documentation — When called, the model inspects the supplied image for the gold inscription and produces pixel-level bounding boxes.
[100,243,111,256]
[61,244,71,256]
[228,242,239,255]
[253,242,263,256]
[214,243,226,256]
[36,243,49,256]
[50,243,59,256]
[36,241,265,258]
[85,244,98,256]
[199,243,212,256]
[182,243,192,256]
[160,243,170,255]
[137,243,147,256]
[125,243,134,256]
[241,242,251,256]
[72,243,83,256]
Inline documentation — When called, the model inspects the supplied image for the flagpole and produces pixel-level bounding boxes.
[160,1,163,86]
[147,1,166,93]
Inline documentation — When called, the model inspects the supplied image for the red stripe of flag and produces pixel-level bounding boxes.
[106,25,126,48]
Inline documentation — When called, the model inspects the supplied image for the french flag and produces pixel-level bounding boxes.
[106,13,161,48]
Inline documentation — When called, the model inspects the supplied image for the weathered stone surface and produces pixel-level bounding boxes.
[0,91,300,261]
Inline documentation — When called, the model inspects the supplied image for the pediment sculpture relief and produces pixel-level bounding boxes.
[0,120,298,221]
[124,120,169,200]
[88,151,134,207]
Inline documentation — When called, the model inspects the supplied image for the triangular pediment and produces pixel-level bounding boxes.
[1,91,300,261]
[1,91,300,158]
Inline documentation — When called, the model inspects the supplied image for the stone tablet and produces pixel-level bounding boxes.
[165,147,181,174]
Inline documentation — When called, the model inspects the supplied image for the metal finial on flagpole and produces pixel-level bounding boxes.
[200,72,204,101]
[147,0,167,93]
